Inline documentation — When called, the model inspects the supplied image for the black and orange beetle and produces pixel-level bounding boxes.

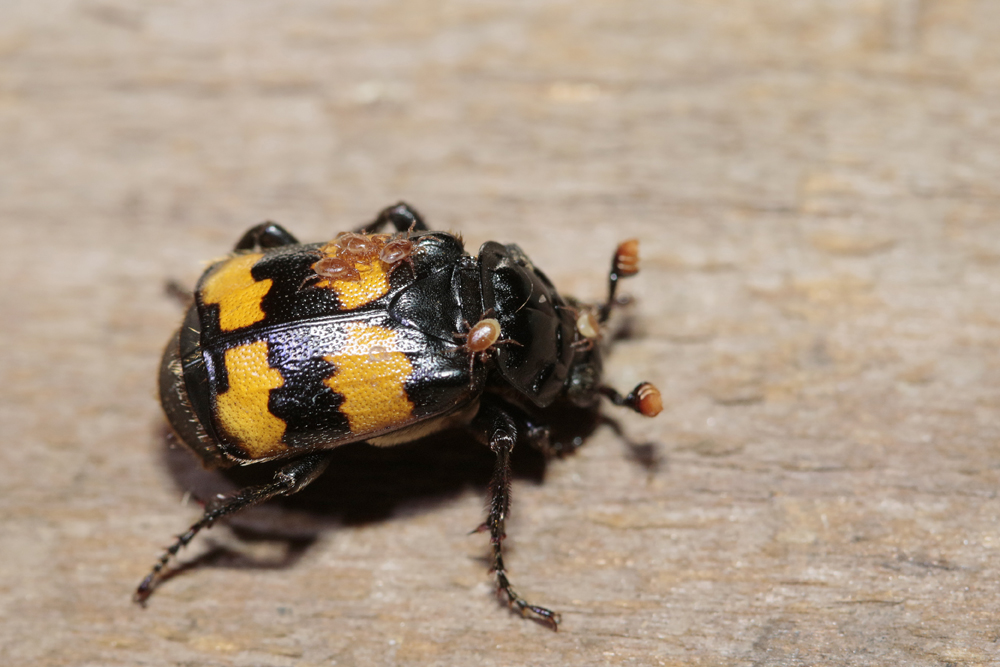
[138,202,661,629]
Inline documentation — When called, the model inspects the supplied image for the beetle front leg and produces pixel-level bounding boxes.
[356,202,430,234]
[471,398,561,630]
[134,452,331,604]
[234,222,300,251]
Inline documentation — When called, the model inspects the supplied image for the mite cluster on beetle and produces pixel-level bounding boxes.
[139,202,660,629]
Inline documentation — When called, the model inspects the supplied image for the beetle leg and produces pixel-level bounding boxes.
[163,279,194,307]
[355,202,430,234]
[491,399,559,459]
[134,452,332,604]
[233,222,300,251]
[470,398,561,630]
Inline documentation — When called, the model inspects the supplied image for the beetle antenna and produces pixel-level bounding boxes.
[599,382,662,417]
[599,239,640,323]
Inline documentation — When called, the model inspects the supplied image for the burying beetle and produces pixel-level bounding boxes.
[140,203,661,629]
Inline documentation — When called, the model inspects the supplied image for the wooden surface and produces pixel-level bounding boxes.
[3,1,1000,665]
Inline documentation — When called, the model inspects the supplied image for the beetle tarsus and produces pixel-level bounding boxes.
[134,453,331,603]
[497,568,562,631]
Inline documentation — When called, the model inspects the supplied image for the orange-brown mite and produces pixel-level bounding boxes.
[635,382,663,417]
[379,237,416,273]
[466,318,501,352]
[312,256,361,282]
[305,232,395,294]
[455,316,517,385]
[335,232,380,261]
[614,239,640,277]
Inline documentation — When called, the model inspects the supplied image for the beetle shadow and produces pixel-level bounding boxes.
[598,414,663,473]
[154,402,608,575]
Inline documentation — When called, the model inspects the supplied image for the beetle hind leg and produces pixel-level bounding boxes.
[134,452,331,604]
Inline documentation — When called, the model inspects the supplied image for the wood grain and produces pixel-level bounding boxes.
[2,1,1000,665]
